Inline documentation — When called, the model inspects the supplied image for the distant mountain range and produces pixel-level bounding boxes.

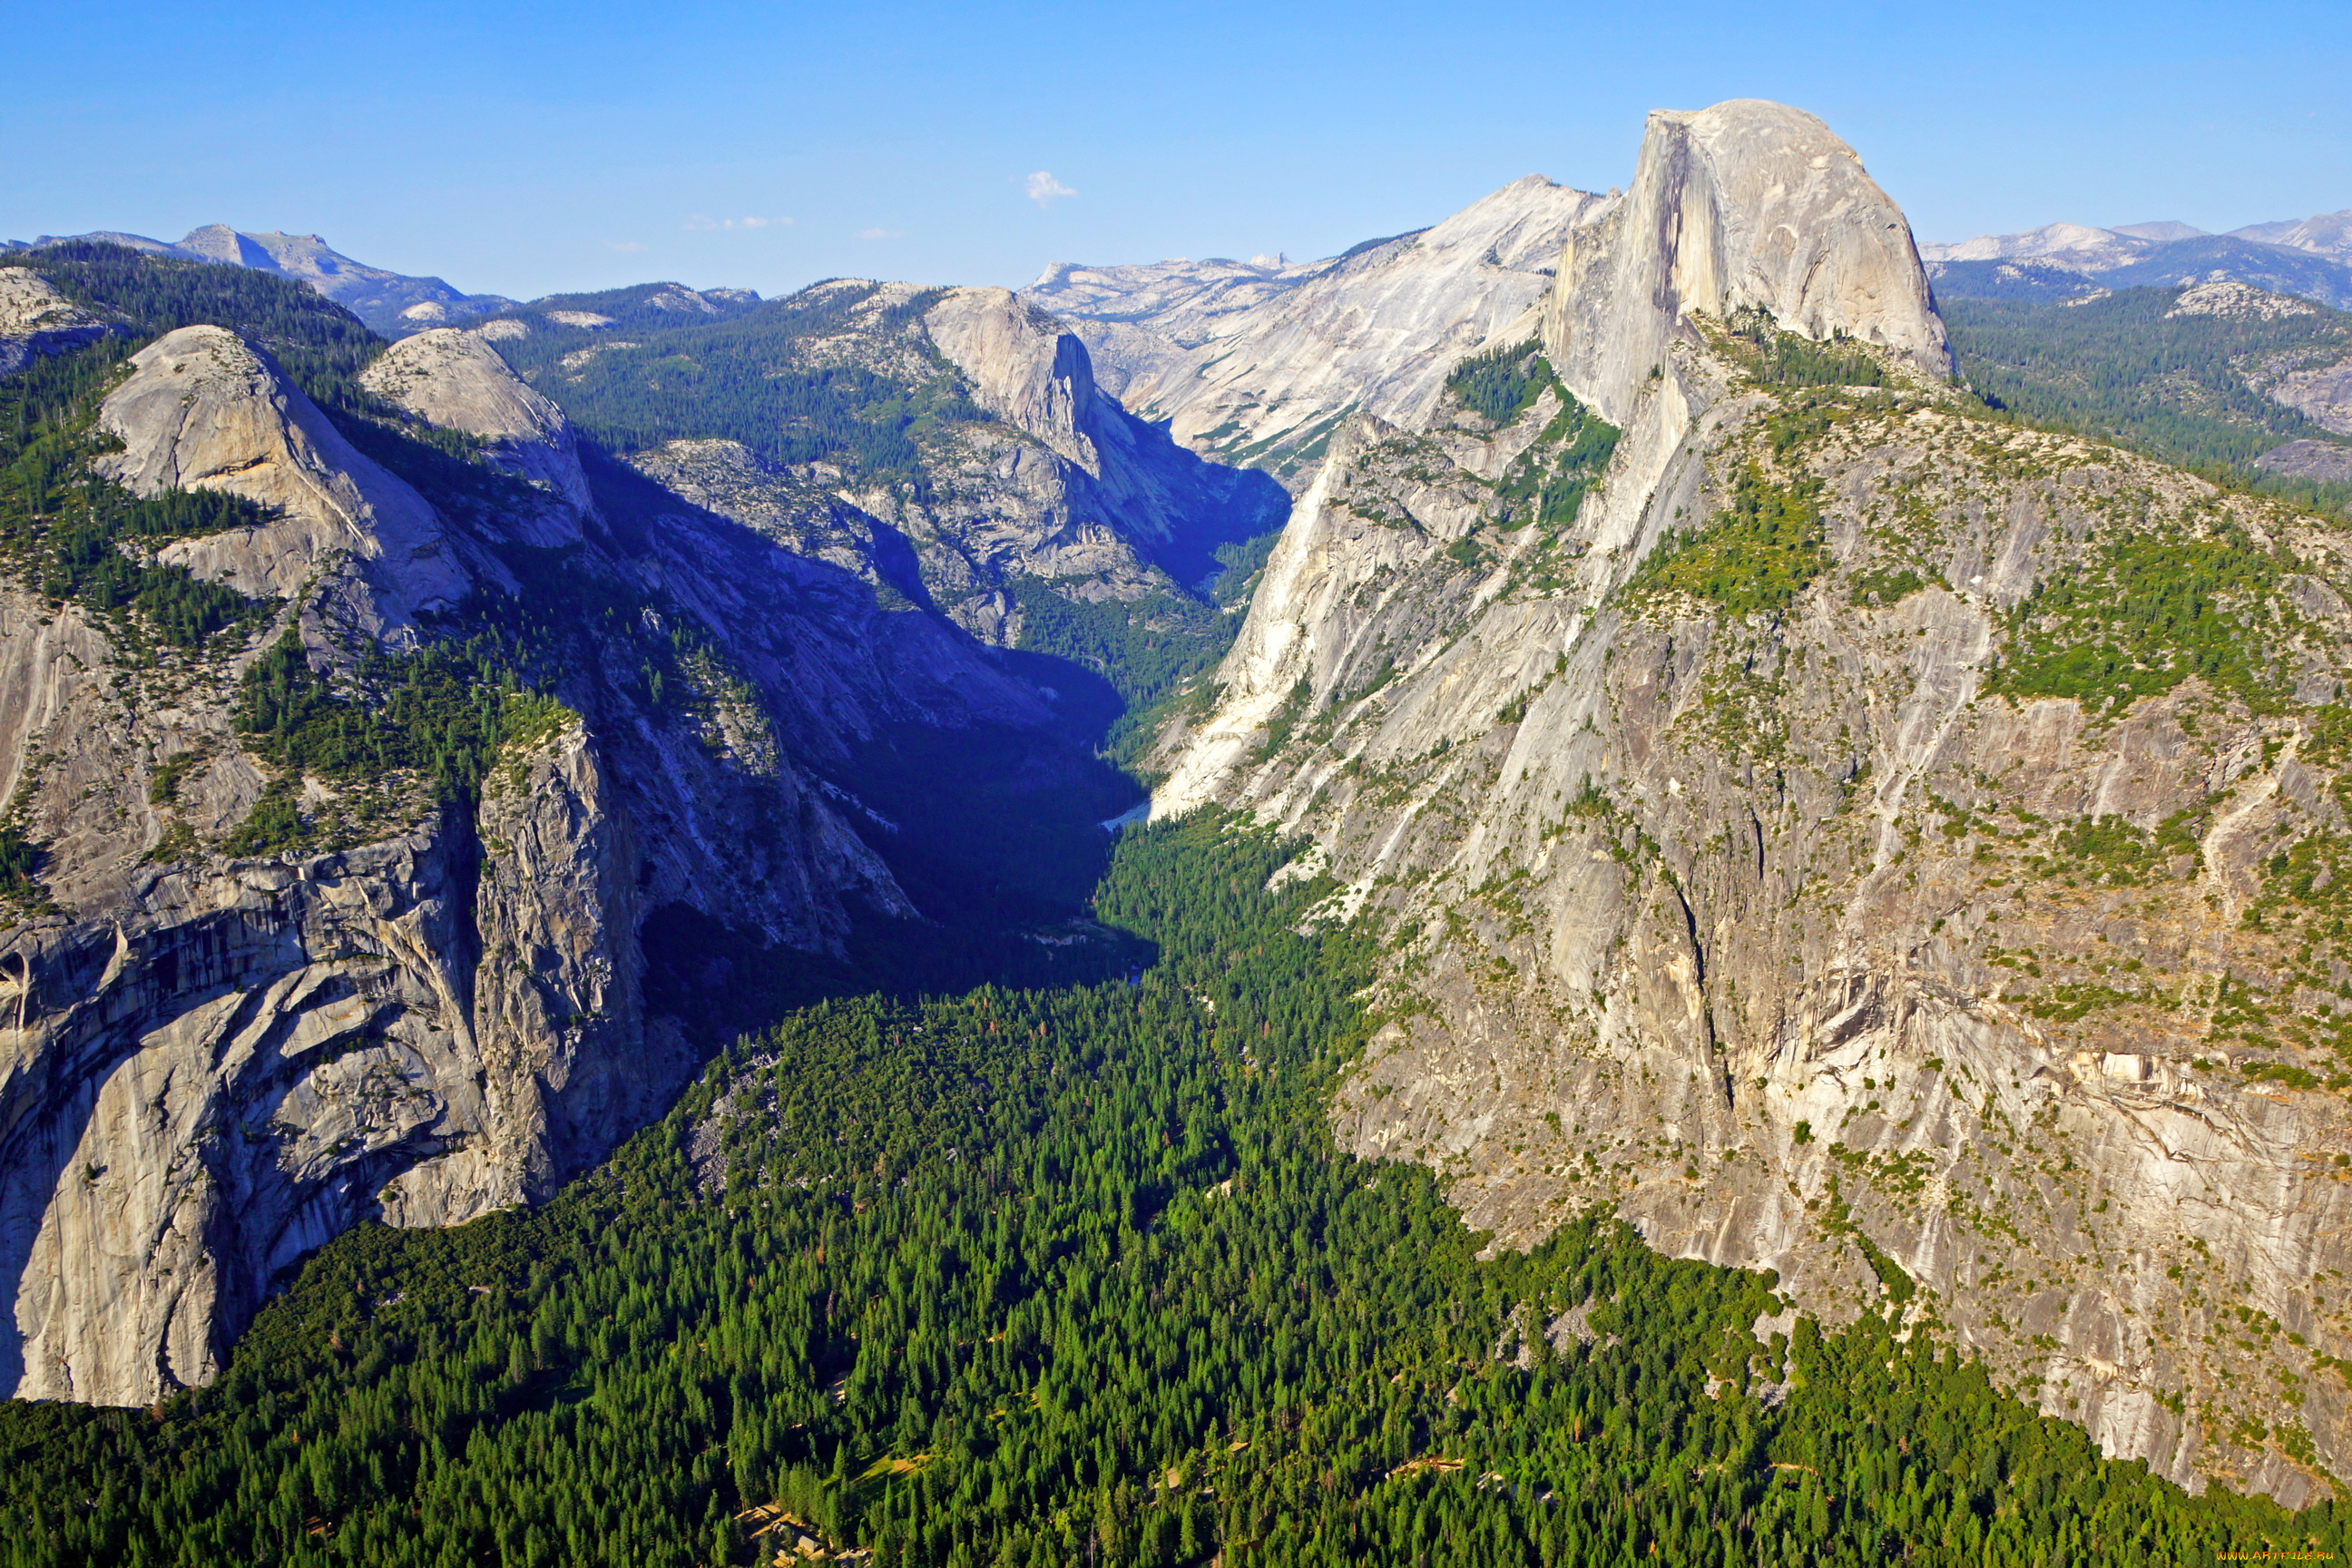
[0,224,518,335]
[1923,209,2352,307]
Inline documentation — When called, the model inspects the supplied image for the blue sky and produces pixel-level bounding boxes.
[9,0,2348,302]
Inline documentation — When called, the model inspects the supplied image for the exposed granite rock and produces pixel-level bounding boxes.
[5,824,488,1403]
[360,328,594,526]
[926,288,1106,472]
[1027,175,1612,489]
[1153,101,2352,1504]
[94,326,469,631]
[0,269,109,377]
[1544,98,1953,429]
[2255,438,2352,482]
[1,305,1062,1407]
[609,281,1285,637]
[2266,361,2352,436]
[2167,280,2322,322]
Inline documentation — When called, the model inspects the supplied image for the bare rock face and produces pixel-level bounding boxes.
[2255,438,2352,482]
[925,288,1105,473]
[2166,279,2322,322]
[0,269,108,376]
[1153,101,2352,1505]
[1544,99,1953,427]
[603,280,1285,640]
[2266,362,2352,436]
[391,720,657,1223]
[1,299,1063,1407]
[5,825,488,1403]
[94,326,469,630]
[1028,175,1612,489]
[360,328,593,527]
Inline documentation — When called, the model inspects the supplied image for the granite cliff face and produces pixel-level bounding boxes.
[534,279,1286,645]
[98,326,471,625]
[360,328,594,519]
[1028,175,1612,489]
[0,262,1074,1406]
[1543,99,1953,425]
[1152,101,2352,1504]
[0,270,109,377]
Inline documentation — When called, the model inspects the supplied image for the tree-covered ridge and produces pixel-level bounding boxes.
[1436,342,1622,555]
[1988,524,2295,714]
[1725,308,1889,390]
[1942,286,2352,514]
[0,339,272,652]
[1446,339,1557,427]
[0,816,2337,1566]
[483,281,986,493]
[0,244,561,665]
[25,240,383,406]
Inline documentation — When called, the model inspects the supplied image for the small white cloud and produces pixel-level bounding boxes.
[1025,171,1078,208]
[603,240,646,252]
[685,214,792,231]
[857,227,903,240]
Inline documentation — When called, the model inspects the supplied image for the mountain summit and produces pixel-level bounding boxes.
[2,225,515,334]
[1152,98,2352,1503]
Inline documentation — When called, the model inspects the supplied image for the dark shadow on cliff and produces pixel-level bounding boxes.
[570,454,1160,1043]
[642,650,1155,1040]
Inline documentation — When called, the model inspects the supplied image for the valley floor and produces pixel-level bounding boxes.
[0,818,2338,1566]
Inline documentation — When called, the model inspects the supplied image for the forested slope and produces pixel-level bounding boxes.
[1942,284,2352,513]
[0,816,2339,1566]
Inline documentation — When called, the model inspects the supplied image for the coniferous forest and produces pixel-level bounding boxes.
[0,816,2341,1565]
[4,239,2351,1567]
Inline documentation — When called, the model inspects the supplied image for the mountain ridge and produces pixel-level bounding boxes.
[1152,99,2352,1504]
[1025,173,1612,491]
[0,240,1259,1405]
[3,226,518,337]
[1923,212,2352,310]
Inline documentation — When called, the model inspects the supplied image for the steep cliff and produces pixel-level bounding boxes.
[1028,175,1612,488]
[359,328,595,520]
[1153,101,2352,1504]
[0,250,1082,1406]
[477,279,1285,672]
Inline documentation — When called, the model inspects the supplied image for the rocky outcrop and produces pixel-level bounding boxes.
[1153,101,2352,1504]
[1544,99,1953,427]
[95,326,470,631]
[926,289,1106,471]
[0,269,109,376]
[2265,361,2352,436]
[4,822,488,1403]
[361,328,594,524]
[2256,438,2352,481]
[1,290,1067,1406]
[599,280,1285,638]
[1027,175,1612,488]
